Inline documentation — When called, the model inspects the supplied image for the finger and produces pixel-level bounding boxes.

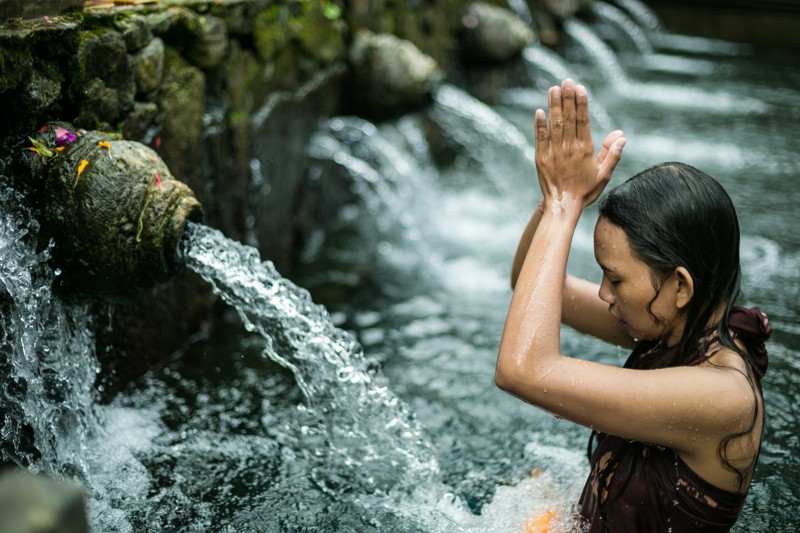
[597,137,627,182]
[575,84,592,146]
[534,108,549,159]
[548,86,563,147]
[561,79,577,145]
[596,130,624,165]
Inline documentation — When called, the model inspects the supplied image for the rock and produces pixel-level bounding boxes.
[183,14,228,70]
[115,13,152,52]
[460,2,535,64]
[0,16,80,134]
[349,31,442,119]
[123,101,159,142]
[133,37,165,95]
[71,28,136,128]
[0,470,88,533]
[20,69,62,115]
[0,0,82,21]
[165,10,229,70]
[75,28,128,81]
[252,1,345,88]
[156,47,205,193]
[544,0,581,18]
[146,8,183,36]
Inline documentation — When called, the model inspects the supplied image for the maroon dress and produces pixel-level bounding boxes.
[578,307,771,532]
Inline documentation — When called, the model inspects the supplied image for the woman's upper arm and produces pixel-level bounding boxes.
[562,274,635,348]
[501,355,756,455]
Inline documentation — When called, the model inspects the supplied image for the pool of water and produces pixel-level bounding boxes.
[77,8,800,533]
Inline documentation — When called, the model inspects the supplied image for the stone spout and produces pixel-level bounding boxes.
[19,123,203,302]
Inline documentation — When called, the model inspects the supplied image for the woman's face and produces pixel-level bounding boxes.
[594,216,686,346]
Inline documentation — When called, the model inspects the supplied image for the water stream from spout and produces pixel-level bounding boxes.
[178,222,448,515]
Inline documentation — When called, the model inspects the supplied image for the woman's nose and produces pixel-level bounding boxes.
[598,279,614,305]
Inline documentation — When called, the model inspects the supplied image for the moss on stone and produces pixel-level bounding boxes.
[253,0,345,72]
[253,4,287,62]
[291,0,344,66]
[156,47,205,193]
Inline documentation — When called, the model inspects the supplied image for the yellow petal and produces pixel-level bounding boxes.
[77,159,89,177]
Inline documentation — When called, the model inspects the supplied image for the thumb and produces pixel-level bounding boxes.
[597,137,626,182]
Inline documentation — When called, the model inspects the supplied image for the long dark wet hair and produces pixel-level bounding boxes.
[589,162,763,503]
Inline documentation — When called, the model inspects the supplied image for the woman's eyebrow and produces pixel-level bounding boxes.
[598,263,618,274]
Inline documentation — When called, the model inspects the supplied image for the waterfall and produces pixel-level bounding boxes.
[308,116,437,218]
[612,0,661,31]
[563,18,629,88]
[522,45,574,83]
[0,183,100,479]
[429,84,535,194]
[518,45,614,131]
[592,1,654,55]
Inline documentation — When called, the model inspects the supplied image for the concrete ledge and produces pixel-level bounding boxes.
[646,0,800,48]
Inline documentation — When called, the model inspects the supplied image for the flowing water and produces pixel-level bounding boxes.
[2,2,799,531]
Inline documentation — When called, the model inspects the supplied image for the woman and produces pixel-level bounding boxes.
[496,79,771,531]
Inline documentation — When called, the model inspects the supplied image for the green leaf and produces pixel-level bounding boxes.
[28,137,54,158]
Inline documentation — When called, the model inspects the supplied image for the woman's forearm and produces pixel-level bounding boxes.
[510,206,544,290]
[496,199,584,397]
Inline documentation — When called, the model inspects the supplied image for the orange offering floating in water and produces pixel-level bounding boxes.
[524,509,556,533]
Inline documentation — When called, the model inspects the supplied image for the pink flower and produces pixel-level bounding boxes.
[55,127,76,145]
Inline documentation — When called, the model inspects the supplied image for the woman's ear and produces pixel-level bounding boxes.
[674,267,694,310]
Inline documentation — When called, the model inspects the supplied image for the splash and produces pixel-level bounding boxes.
[180,222,442,499]
[0,181,100,479]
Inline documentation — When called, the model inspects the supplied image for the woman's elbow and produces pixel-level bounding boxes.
[495,350,560,397]
[494,362,525,396]
[495,367,512,392]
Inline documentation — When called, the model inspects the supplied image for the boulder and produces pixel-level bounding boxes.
[460,2,535,64]
[349,31,442,119]
[133,37,165,95]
